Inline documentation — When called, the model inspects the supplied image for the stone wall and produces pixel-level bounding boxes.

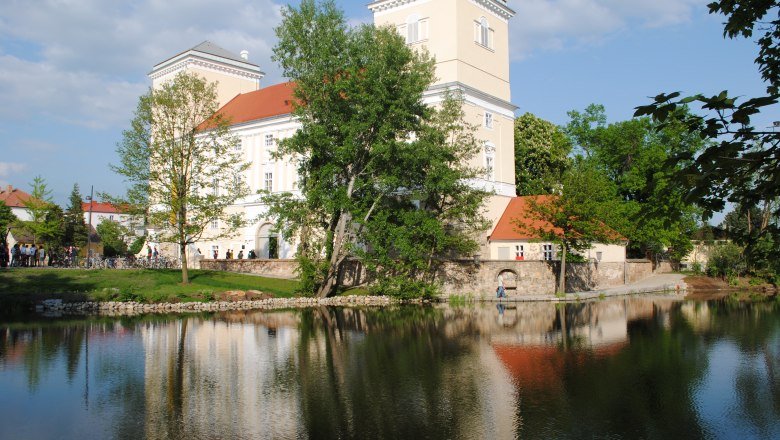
[200,259,298,279]
[200,258,655,296]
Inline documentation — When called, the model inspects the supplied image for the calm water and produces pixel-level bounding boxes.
[1,296,778,440]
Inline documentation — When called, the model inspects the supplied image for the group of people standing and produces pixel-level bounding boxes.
[0,243,47,268]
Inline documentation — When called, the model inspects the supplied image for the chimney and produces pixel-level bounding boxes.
[240,50,249,60]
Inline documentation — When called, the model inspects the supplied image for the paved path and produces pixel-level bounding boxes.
[488,273,687,303]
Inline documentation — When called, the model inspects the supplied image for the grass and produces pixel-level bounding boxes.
[0,268,300,306]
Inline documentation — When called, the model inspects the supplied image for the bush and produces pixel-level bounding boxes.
[691,262,702,274]
[707,242,746,279]
[129,235,146,255]
[370,277,440,299]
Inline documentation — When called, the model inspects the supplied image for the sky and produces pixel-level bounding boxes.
[0,0,772,223]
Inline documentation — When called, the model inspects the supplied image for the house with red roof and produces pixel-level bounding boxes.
[488,195,627,262]
[82,201,144,238]
[0,185,36,222]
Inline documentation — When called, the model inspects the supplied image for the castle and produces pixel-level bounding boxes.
[148,0,520,263]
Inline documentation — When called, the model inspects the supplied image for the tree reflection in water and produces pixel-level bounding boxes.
[0,297,777,440]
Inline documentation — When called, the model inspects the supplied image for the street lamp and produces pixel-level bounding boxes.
[85,185,94,267]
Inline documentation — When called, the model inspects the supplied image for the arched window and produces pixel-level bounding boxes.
[475,16,493,49]
[484,142,495,181]
[255,223,279,259]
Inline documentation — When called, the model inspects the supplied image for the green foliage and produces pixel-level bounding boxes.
[129,235,145,255]
[20,176,55,245]
[517,159,624,293]
[513,112,572,196]
[63,184,88,247]
[565,104,702,260]
[707,242,746,279]
[267,0,488,298]
[96,220,129,257]
[110,71,251,283]
[634,1,780,233]
[721,202,779,274]
[0,203,18,245]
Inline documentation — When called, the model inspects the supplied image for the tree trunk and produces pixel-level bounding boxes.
[557,242,567,295]
[180,242,189,284]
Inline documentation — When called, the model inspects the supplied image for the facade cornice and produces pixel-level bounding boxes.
[368,0,515,20]
[149,57,264,82]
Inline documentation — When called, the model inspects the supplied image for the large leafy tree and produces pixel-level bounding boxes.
[266,0,488,298]
[513,112,572,196]
[63,183,88,247]
[635,1,780,225]
[96,220,129,257]
[111,71,250,283]
[565,105,702,260]
[516,160,624,294]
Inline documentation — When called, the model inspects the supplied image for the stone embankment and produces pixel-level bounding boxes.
[38,295,399,316]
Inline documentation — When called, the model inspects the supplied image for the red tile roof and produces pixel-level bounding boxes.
[202,82,295,129]
[0,185,35,208]
[490,195,561,240]
[82,201,122,213]
[490,195,624,241]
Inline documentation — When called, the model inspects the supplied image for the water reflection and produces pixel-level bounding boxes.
[0,296,778,439]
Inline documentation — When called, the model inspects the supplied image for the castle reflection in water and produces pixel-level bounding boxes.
[1,296,778,439]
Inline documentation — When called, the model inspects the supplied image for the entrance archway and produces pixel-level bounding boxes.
[255,223,279,259]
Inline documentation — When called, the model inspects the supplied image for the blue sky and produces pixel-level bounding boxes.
[0,0,771,224]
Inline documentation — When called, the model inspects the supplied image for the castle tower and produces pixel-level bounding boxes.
[369,0,517,244]
[149,41,264,107]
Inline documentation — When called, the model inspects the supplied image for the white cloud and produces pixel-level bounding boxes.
[0,0,285,129]
[0,162,27,187]
[508,0,703,59]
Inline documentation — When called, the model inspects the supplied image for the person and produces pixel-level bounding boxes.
[153,246,158,261]
[248,249,256,259]
[11,243,20,267]
[496,273,506,298]
[0,242,8,268]
[22,244,29,267]
[147,245,152,262]
[30,244,37,267]
[38,246,45,267]
[213,249,218,259]
[238,250,244,259]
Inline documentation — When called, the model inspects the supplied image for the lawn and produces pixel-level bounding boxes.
[0,268,300,305]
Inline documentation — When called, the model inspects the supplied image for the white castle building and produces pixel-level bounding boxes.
[149,0,518,262]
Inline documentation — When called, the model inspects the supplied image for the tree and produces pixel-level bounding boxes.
[0,203,18,246]
[20,176,56,245]
[634,1,780,222]
[722,201,779,274]
[565,105,702,261]
[63,184,88,247]
[110,71,250,283]
[513,112,572,196]
[516,160,624,294]
[96,220,129,257]
[266,0,488,297]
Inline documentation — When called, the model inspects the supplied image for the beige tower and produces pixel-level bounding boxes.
[369,0,517,248]
[149,41,263,107]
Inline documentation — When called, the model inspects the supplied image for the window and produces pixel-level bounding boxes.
[264,172,273,192]
[211,219,218,230]
[543,244,554,261]
[596,251,603,261]
[401,14,428,44]
[498,246,510,260]
[475,17,494,49]
[265,134,274,147]
[515,245,524,259]
[212,178,219,196]
[484,111,493,129]
[109,215,114,221]
[484,143,495,181]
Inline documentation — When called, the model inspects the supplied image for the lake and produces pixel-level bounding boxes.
[1,295,778,439]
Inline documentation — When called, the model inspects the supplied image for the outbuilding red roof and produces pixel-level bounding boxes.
[490,195,624,241]
[0,185,35,208]
[202,82,295,129]
[82,201,122,213]
[490,195,561,240]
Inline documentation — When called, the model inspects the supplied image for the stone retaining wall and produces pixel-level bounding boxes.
[199,258,655,297]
